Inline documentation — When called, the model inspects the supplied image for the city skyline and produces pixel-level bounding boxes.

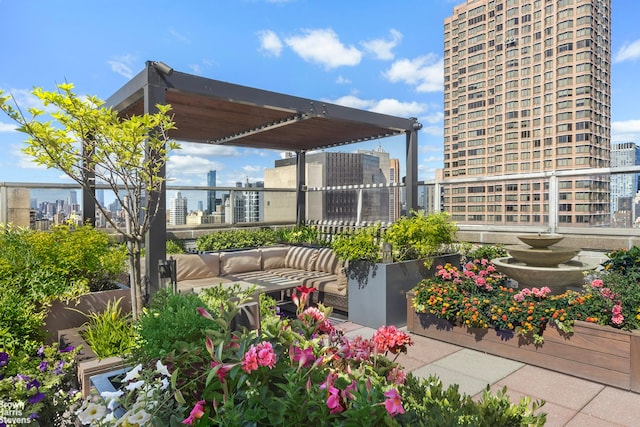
[1,1,640,189]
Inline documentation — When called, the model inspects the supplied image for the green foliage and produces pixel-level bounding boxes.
[79,298,136,359]
[0,223,127,347]
[331,212,458,263]
[601,246,640,272]
[398,374,546,426]
[0,83,181,319]
[132,288,230,363]
[195,228,281,251]
[166,238,185,254]
[465,244,508,262]
[331,223,384,262]
[384,211,457,262]
[276,225,330,246]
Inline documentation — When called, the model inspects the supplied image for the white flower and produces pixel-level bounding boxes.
[122,364,143,382]
[125,379,145,391]
[100,389,124,402]
[155,359,171,377]
[76,402,106,425]
[126,408,152,425]
[103,412,116,423]
[160,377,169,390]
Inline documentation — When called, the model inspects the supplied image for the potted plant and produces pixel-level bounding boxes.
[331,211,459,328]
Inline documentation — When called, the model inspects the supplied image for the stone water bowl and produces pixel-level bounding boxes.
[506,246,579,267]
[491,257,593,293]
[516,233,564,248]
[509,233,577,267]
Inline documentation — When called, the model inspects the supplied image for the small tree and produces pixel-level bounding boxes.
[0,83,179,318]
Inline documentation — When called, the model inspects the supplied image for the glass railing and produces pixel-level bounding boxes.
[3,165,640,238]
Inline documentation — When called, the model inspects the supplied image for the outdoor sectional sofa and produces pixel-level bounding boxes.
[171,245,348,313]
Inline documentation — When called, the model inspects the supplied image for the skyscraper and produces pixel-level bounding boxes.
[169,192,188,225]
[443,0,611,226]
[610,142,640,227]
[207,170,217,214]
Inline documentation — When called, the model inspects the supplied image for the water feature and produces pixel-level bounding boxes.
[492,233,596,293]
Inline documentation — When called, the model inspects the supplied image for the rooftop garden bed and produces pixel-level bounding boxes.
[406,245,640,393]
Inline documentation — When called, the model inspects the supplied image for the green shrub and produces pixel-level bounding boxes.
[465,244,508,262]
[398,374,546,426]
[195,228,281,251]
[132,289,229,363]
[331,223,384,263]
[166,238,185,254]
[79,298,135,359]
[0,223,128,348]
[601,246,640,273]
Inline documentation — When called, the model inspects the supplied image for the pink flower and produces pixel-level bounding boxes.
[513,293,524,303]
[326,386,344,414]
[387,366,407,385]
[255,341,277,369]
[612,304,624,325]
[197,307,214,320]
[384,388,405,416]
[591,279,604,288]
[241,346,259,373]
[291,345,315,368]
[182,400,206,425]
[372,325,413,355]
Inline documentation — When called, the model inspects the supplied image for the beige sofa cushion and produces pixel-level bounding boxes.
[284,246,319,271]
[315,247,341,274]
[174,253,220,281]
[220,249,262,276]
[260,246,290,270]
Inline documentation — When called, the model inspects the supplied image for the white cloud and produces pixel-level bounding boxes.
[369,99,426,117]
[0,122,17,132]
[422,111,444,124]
[285,29,362,69]
[167,154,225,179]
[361,29,403,60]
[330,94,427,118]
[258,30,283,57]
[612,119,640,142]
[384,54,444,92]
[614,39,640,63]
[336,75,351,84]
[107,55,136,79]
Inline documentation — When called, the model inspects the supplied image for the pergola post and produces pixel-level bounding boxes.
[406,119,421,215]
[143,64,168,297]
[82,137,96,226]
[296,150,306,226]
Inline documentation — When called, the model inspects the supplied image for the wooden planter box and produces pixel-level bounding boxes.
[44,288,131,343]
[406,292,640,393]
[58,327,126,398]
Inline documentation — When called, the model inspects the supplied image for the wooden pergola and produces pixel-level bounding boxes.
[99,60,422,291]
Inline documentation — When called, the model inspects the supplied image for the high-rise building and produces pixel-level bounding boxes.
[207,170,217,214]
[610,142,640,227]
[169,192,188,225]
[443,0,611,226]
[268,151,390,223]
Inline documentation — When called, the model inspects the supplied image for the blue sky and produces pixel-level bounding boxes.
[2,0,640,188]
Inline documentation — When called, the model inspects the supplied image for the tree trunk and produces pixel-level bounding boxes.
[128,239,144,320]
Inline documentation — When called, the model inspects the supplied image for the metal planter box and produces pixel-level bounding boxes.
[347,254,460,328]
